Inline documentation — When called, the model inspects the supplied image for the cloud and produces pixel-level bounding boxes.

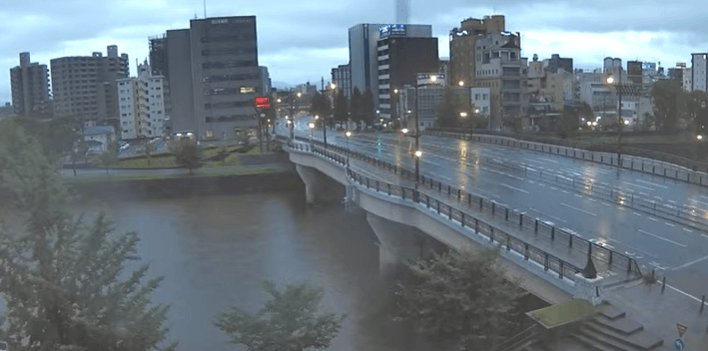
[1,0,707,103]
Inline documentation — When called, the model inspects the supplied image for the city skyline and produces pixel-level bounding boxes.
[2,0,707,104]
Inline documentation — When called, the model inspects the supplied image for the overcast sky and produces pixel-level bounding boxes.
[1,0,706,103]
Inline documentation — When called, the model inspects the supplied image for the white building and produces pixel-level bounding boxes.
[692,53,708,92]
[684,68,693,92]
[469,87,491,116]
[118,61,166,140]
[84,125,116,154]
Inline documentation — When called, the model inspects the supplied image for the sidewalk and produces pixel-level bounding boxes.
[605,280,708,350]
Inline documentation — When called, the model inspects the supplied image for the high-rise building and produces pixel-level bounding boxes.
[259,66,271,95]
[331,64,352,99]
[9,52,51,118]
[474,31,527,130]
[117,61,166,140]
[150,16,261,140]
[377,35,439,119]
[0,102,13,119]
[627,61,643,85]
[50,46,129,123]
[449,15,506,87]
[348,23,432,110]
[692,53,708,92]
[543,54,573,74]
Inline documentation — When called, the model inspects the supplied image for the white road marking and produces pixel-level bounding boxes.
[667,284,708,306]
[702,234,708,239]
[601,202,611,206]
[648,217,659,221]
[664,222,676,227]
[637,179,668,188]
[499,183,530,194]
[637,229,687,247]
[668,200,678,204]
[633,212,642,216]
[562,190,570,194]
[683,228,694,233]
[560,202,597,217]
[575,194,583,198]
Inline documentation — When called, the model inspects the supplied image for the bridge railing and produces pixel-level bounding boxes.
[483,156,708,231]
[345,159,584,283]
[423,129,708,188]
[284,136,643,279]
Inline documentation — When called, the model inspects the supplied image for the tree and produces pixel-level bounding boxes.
[10,114,78,160]
[350,88,363,125]
[651,79,684,132]
[215,281,344,351]
[393,249,523,350]
[682,90,708,133]
[170,139,202,174]
[333,90,348,125]
[361,89,375,126]
[0,124,175,351]
[435,86,461,128]
[95,139,119,174]
[141,140,154,165]
[556,107,580,138]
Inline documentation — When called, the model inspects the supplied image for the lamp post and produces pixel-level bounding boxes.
[607,75,623,165]
[308,122,315,144]
[402,128,421,182]
[345,130,351,167]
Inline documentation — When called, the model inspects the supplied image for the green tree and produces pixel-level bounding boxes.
[683,90,708,133]
[361,89,375,126]
[556,107,580,138]
[435,86,461,128]
[95,139,119,174]
[170,139,202,174]
[141,139,154,165]
[651,79,684,132]
[10,114,78,160]
[333,90,348,124]
[393,249,523,350]
[0,124,175,351]
[215,281,344,351]
[350,88,363,124]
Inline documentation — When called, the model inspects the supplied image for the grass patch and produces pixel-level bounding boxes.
[117,156,177,169]
[64,168,287,184]
[205,153,241,168]
[528,299,595,328]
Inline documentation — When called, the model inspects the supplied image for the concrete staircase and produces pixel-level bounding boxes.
[569,304,665,351]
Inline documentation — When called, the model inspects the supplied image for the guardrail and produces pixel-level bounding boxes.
[424,130,708,188]
[281,134,643,280]
[286,139,587,284]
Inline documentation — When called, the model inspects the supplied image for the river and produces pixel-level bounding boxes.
[80,190,423,351]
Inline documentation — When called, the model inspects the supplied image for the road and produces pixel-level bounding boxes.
[280,114,708,301]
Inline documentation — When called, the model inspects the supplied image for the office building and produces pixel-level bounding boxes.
[474,31,528,130]
[50,46,129,123]
[9,52,51,118]
[377,35,439,119]
[117,61,166,140]
[259,66,271,95]
[0,102,13,119]
[331,64,352,99]
[527,55,567,129]
[627,61,643,85]
[692,53,708,92]
[348,23,432,110]
[449,15,506,87]
[543,54,573,74]
[149,16,261,140]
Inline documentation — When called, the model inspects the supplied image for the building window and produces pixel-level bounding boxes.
[240,86,256,94]
[205,130,213,138]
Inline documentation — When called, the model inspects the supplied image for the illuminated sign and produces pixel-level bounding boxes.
[379,24,406,39]
[255,96,270,109]
[642,62,656,71]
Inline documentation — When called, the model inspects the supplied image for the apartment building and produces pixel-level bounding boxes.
[9,52,52,118]
[117,61,166,140]
[449,15,506,87]
[50,45,129,122]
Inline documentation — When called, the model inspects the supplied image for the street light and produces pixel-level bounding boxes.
[345,130,352,167]
[458,80,465,87]
[698,135,703,141]
[402,128,409,134]
[607,74,623,164]
[460,112,468,118]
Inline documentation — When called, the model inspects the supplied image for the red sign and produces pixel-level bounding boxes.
[255,96,270,109]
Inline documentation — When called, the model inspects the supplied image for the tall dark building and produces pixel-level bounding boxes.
[50,46,129,122]
[627,61,643,85]
[150,16,261,140]
[9,52,51,118]
[331,64,351,99]
[544,54,573,74]
[449,15,505,86]
[377,36,439,119]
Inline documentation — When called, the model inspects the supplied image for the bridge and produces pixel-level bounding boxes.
[275,131,649,306]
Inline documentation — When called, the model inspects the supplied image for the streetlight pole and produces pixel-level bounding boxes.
[345,130,351,168]
[608,74,623,165]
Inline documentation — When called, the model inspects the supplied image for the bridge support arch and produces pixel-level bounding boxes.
[366,213,445,279]
[295,164,344,205]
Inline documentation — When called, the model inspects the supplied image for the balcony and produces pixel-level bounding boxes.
[378,54,389,61]
[377,45,389,51]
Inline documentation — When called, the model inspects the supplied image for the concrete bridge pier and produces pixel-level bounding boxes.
[295,164,344,205]
[366,213,443,279]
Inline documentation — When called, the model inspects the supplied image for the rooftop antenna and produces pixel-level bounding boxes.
[203,0,207,18]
